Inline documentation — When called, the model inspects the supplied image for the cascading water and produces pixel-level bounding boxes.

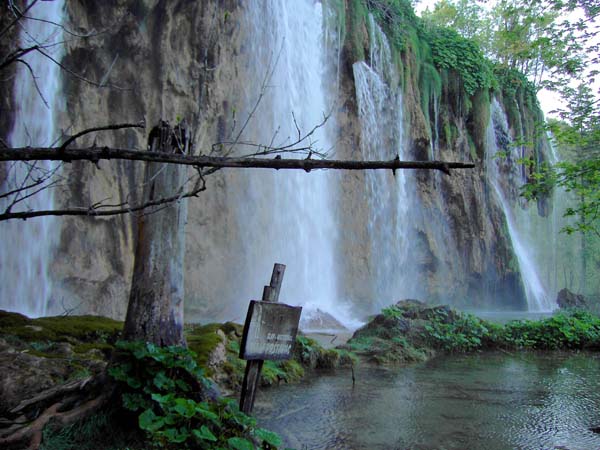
[0,2,64,317]
[486,99,556,311]
[225,0,349,325]
[351,15,422,310]
[522,135,582,298]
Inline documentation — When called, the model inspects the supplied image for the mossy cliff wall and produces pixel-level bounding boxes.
[1,0,551,318]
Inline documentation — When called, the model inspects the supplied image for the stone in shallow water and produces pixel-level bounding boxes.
[300,308,347,331]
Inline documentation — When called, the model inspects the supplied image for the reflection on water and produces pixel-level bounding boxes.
[255,352,600,449]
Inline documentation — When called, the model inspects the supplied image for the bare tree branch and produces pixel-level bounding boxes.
[13,57,48,107]
[0,173,207,221]
[0,0,39,40]
[0,146,475,173]
[0,44,39,71]
[59,121,146,150]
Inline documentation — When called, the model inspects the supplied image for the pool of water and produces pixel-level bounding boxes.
[255,352,600,449]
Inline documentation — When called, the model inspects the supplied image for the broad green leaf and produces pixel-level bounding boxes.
[227,437,255,450]
[160,426,190,443]
[173,398,196,418]
[192,425,218,442]
[139,408,164,433]
[194,404,219,422]
[153,370,174,390]
[253,427,282,447]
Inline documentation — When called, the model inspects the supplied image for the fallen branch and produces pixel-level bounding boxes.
[0,146,475,173]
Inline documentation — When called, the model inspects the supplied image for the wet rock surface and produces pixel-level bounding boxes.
[557,288,588,309]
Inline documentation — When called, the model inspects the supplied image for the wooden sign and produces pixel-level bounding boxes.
[240,300,302,361]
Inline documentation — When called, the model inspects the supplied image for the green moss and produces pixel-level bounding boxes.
[185,323,224,369]
[186,324,344,390]
[219,321,243,337]
[26,349,64,359]
[494,65,546,162]
[467,134,477,161]
[73,342,114,358]
[345,335,429,364]
[261,359,305,386]
[279,359,305,380]
[443,121,456,148]
[0,310,29,327]
[419,61,442,130]
[0,311,122,344]
[347,0,368,61]
[468,88,491,159]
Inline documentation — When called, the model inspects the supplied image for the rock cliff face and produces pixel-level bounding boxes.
[2,0,551,320]
[52,0,246,318]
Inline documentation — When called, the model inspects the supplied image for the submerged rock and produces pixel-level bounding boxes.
[557,288,587,309]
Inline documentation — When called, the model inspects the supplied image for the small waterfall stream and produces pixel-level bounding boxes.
[486,99,555,311]
[352,16,422,310]
[0,2,64,317]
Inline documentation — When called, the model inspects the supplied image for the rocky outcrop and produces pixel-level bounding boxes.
[557,288,587,310]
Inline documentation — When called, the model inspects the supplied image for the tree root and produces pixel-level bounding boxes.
[0,372,114,450]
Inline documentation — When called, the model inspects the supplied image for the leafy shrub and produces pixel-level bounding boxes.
[421,309,600,352]
[423,312,490,352]
[502,311,600,350]
[426,27,493,95]
[366,0,420,51]
[109,341,282,449]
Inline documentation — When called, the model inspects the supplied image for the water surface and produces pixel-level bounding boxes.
[255,352,600,449]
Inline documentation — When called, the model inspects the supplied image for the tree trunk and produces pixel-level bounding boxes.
[123,121,189,346]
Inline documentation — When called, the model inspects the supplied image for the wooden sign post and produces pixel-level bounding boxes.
[238,263,302,414]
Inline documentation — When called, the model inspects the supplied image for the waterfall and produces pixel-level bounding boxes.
[351,16,422,311]
[224,0,349,325]
[543,136,582,295]
[0,2,64,317]
[486,99,556,311]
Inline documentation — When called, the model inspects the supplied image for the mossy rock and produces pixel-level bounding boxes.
[73,342,115,359]
[261,359,305,386]
[186,323,226,369]
[0,310,29,327]
[0,310,122,344]
[344,335,430,364]
[344,300,461,364]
